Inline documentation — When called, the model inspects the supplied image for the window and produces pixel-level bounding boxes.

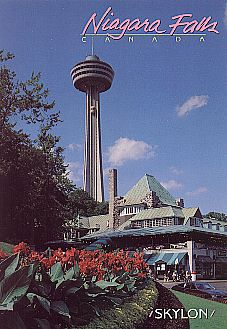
[190,218,195,226]
[120,206,144,216]
[134,221,142,228]
[195,218,201,227]
[167,218,173,226]
[144,220,149,228]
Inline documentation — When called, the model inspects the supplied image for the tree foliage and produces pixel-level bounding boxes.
[0,50,60,132]
[203,212,226,221]
[67,189,108,219]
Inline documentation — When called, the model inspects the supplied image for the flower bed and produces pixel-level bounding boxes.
[76,280,157,329]
[0,242,156,329]
[146,282,190,329]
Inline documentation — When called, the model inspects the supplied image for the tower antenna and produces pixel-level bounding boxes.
[91,36,94,55]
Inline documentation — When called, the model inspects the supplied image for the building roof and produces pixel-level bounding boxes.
[123,174,177,206]
[116,219,132,230]
[182,207,202,225]
[73,214,111,233]
[203,217,227,226]
[78,216,90,229]
[88,214,110,232]
[130,206,184,221]
[81,225,227,240]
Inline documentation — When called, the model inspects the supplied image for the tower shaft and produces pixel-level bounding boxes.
[84,86,104,202]
[71,54,114,202]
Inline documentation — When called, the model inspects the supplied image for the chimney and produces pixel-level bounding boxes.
[109,169,118,229]
[176,198,184,208]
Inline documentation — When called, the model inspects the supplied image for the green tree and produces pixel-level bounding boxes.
[67,189,108,218]
[203,212,226,221]
[0,50,59,132]
[0,51,72,243]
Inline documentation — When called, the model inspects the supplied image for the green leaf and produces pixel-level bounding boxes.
[86,292,106,298]
[109,273,115,281]
[90,304,101,316]
[55,279,64,289]
[91,276,97,282]
[84,282,89,290]
[56,277,84,290]
[0,253,20,281]
[116,283,125,291]
[27,293,50,313]
[51,300,71,318]
[34,318,51,329]
[0,311,26,329]
[106,296,123,305]
[0,301,14,310]
[0,264,34,306]
[112,275,120,282]
[95,280,119,290]
[126,279,136,292]
[63,264,80,282]
[65,286,82,296]
[64,267,74,281]
[73,262,80,278]
[50,262,63,282]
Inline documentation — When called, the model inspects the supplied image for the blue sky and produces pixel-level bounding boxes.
[1,0,227,214]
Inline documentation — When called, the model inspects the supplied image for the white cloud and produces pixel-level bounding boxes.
[187,186,208,196]
[224,1,227,27]
[107,137,155,166]
[170,166,183,175]
[67,143,82,151]
[66,161,83,184]
[161,180,183,190]
[176,95,209,117]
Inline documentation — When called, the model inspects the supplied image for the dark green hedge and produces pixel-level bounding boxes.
[76,280,158,329]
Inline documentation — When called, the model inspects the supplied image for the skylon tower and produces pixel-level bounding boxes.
[71,55,114,202]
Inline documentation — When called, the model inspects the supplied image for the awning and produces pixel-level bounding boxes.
[146,252,187,266]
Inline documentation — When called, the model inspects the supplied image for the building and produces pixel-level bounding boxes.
[64,171,227,279]
[71,55,114,202]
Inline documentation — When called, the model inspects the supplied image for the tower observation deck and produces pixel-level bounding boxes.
[71,55,114,202]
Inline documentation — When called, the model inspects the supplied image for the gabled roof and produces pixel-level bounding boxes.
[75,214,110,232]
[88,214,110,232]
[182,207,202,225]
[117,219,131,230]
[130,206,184,221]
[123,174,177,206]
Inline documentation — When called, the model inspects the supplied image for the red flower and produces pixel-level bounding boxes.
[0,249,8,259]
[11,243,148,281]
[13,242,30,255]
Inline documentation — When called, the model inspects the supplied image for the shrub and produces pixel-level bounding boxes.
[0,243,153,328]
[76,281,157,329]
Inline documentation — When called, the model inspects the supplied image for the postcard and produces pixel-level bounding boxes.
[0,1,227,328]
